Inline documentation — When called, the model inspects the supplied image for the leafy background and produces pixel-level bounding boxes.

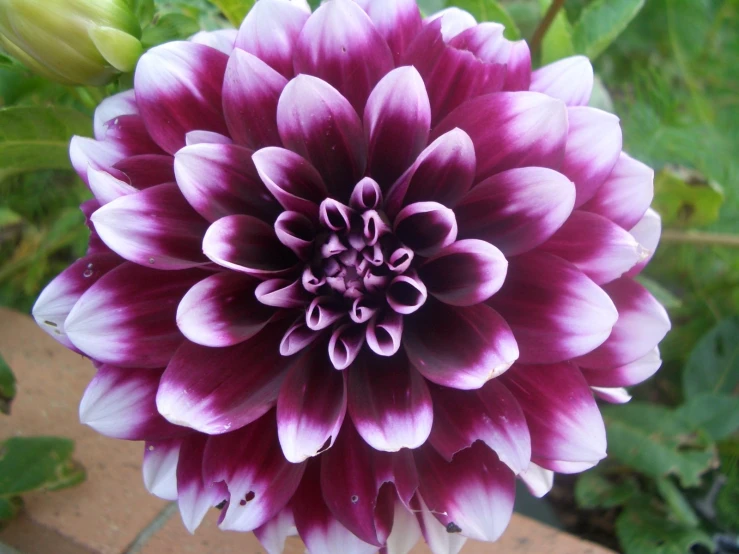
[0,0,737,552]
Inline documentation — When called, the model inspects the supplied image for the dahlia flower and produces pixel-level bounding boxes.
[33,0,670,552]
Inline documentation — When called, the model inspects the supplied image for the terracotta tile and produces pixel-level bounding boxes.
[0,308,166,554]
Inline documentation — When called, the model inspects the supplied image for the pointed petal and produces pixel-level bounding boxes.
[501,362,607,471]
[277,75,366,198]
[366,310,403,356]
[455,166,575,256]
[575,277,670,369]
[626,208,661,276]
[91,182,210,270]
[223,48,287,149]
[294,0,394,112]
[394,201,457,257]
[65,263,202,368]
[203,415,306,532]
[143,439,182,501]
[256,277,310,309]
[254,507,297,554]
[88,167,137,205]
[97,114,164,156]
[203,215,297,276]
[386,273,427,315]
[277,343,347,462]
[592,386,631,404]
[539,210,644,284]
[190,29,237,54]
[428,379,531,475]
[420,239,507,307]
[235,0,310,78]
[357,0,422,63]
[134,42,229,154]
[329,323,365,370]
[348,351,433,452]
[174,143,280,223]
[93,89,138,140]
[580,347,662,388]
[280,317,321,356]
[70,136,129,184]
[185,130,232,146]
[177,435,228,533]
[80,365,186,440]
[385,500,422,554]
[415,442,515,542]
[364,66,431,189]
[412,494,467,554]
[113,154,175,189]
[404,300,518,390]
[488,252,618,364]
[426,8,476,40]
[432,91,568,183]
[32,252,122,350]
[518,462,554,498]
[530,56,594,106]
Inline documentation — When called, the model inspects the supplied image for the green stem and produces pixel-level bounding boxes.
[661,229,739,248]
[530,0,567,57]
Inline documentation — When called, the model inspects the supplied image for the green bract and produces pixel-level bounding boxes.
[0,0,142,86]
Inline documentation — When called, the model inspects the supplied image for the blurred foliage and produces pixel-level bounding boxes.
[0,0,737,550]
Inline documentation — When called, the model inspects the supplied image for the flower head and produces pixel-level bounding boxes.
[34,1,670,552]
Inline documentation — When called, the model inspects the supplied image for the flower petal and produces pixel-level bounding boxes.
[70,136,129,184]
[65,263,202,367]
[113,154,175,189]
[432,91,568,183]
[394,201,457,257]
[223,48,287,149]
[174,143,280,223]
[364,66,431,189]
[563,106,622,207]
[277,343,347,462]
[80,365,186,440]
[404,299,519,390]
[356,0,422,63]
[143,439,182,501]
[580,347,662,388]
[91,183,210,270]
[488,251,618,364]
[88,167,137,205]
[329,323,365,370]
[500,362,607,471]
[518,462,554,498]
[277,74,366,198]
[412,494,467,554]
[256,278,310,309]
[455,166,575,256]
[366,310,404,356]
[539,210,644,284]
[428,379,530,475]
[626,208,661,276]
[420,239,507,307]
[530,56,593,106]
[426,8,477,40]
[134,42,229,154]
[203,414,306,532]
[415,442,515,542]
[348,351,433,452]
[592,386,632,404]
[254,507,297,554]
[190,29,237,55]
[235,0,310,78]
[384,500,422,554]
[93,89,138,140]
[575,277,670,369]
[294,0,394,113]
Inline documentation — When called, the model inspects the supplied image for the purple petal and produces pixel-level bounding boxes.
[364,66,431,189]
[277,74,366,198]
[190,29,237,55]
[580,347,662,388]
[404,299,519,390]
[174,143,280,223]
[69,136,129,184]
[428,379,531,474]
[202,414,306,531]
[320,198,354,232]
[143,439,182,501]
[255,278,310,309]
[65,263,202,367]
[626,207,662,277]
[88,167,137,205]
[279,317,321,356]
[254,507,296,554]
[203,214,297,276]
[294,0,394,113]
[91,182,210,270]
[306,296,344,331]
[273,211,316,260]
[384,500,422,554]
[348,351,433,451]
[385,128,475,214]
[426,8,476,40]
[235,0,310,78]
[432,91,568,183]
[563,106,622,207]
[176,272,274,347]
[277,343,347,462]
[366,310,403,356]
[386,272,428,315]
[80,365,186,440]
[488,251,618,364]
[93,89,138,140]
[412,494,467,554]
[356,0,422,63]
[134,42,229,154]
[501,363,606,471]
[539,210,644,284]
[329,323,365,370]
[223,48,287,149]
[113,154,175,189]
[350,177,383,210]
[530,56,594,106]
[97,114,165,156]
[420,239,507,307]
[394,201,457,257]
[592,386,632,404]
[184,130,231,146]
[32,252,122,350]
[415,442,515,542]
[519,463,554,498]
[455,166,575,256]
[575,277,670,369]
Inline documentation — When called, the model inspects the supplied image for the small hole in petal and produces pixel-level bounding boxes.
[239,491,256,506]
[351,495,359,504]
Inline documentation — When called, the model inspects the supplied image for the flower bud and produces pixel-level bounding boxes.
[0,0,143,86]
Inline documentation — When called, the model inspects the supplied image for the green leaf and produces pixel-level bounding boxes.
[616,505,714,554]
[0,353,16,415]
[130,0,156,27]
[539,0,574,65]
[447,0,521,39]
[572,0,646,60]
[716,451,739,530]
[653,167,724,228]
[683,317,739,400]
[636,276,682,309]
[0,496,23,526]
[0,207,23,229]
[655,477,700,527]
[575,471,641,509]
[602,402,718,488]
[675,394,739,441]
[207,0,255,26]
[0,107,92,183]
[141,13,201,48]
[0,437,86,497]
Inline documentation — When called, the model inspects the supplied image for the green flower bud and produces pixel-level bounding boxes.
[0,0,143,86]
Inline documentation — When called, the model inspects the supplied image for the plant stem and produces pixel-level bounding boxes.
[530,0,567,56]
[661,229,739,248]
